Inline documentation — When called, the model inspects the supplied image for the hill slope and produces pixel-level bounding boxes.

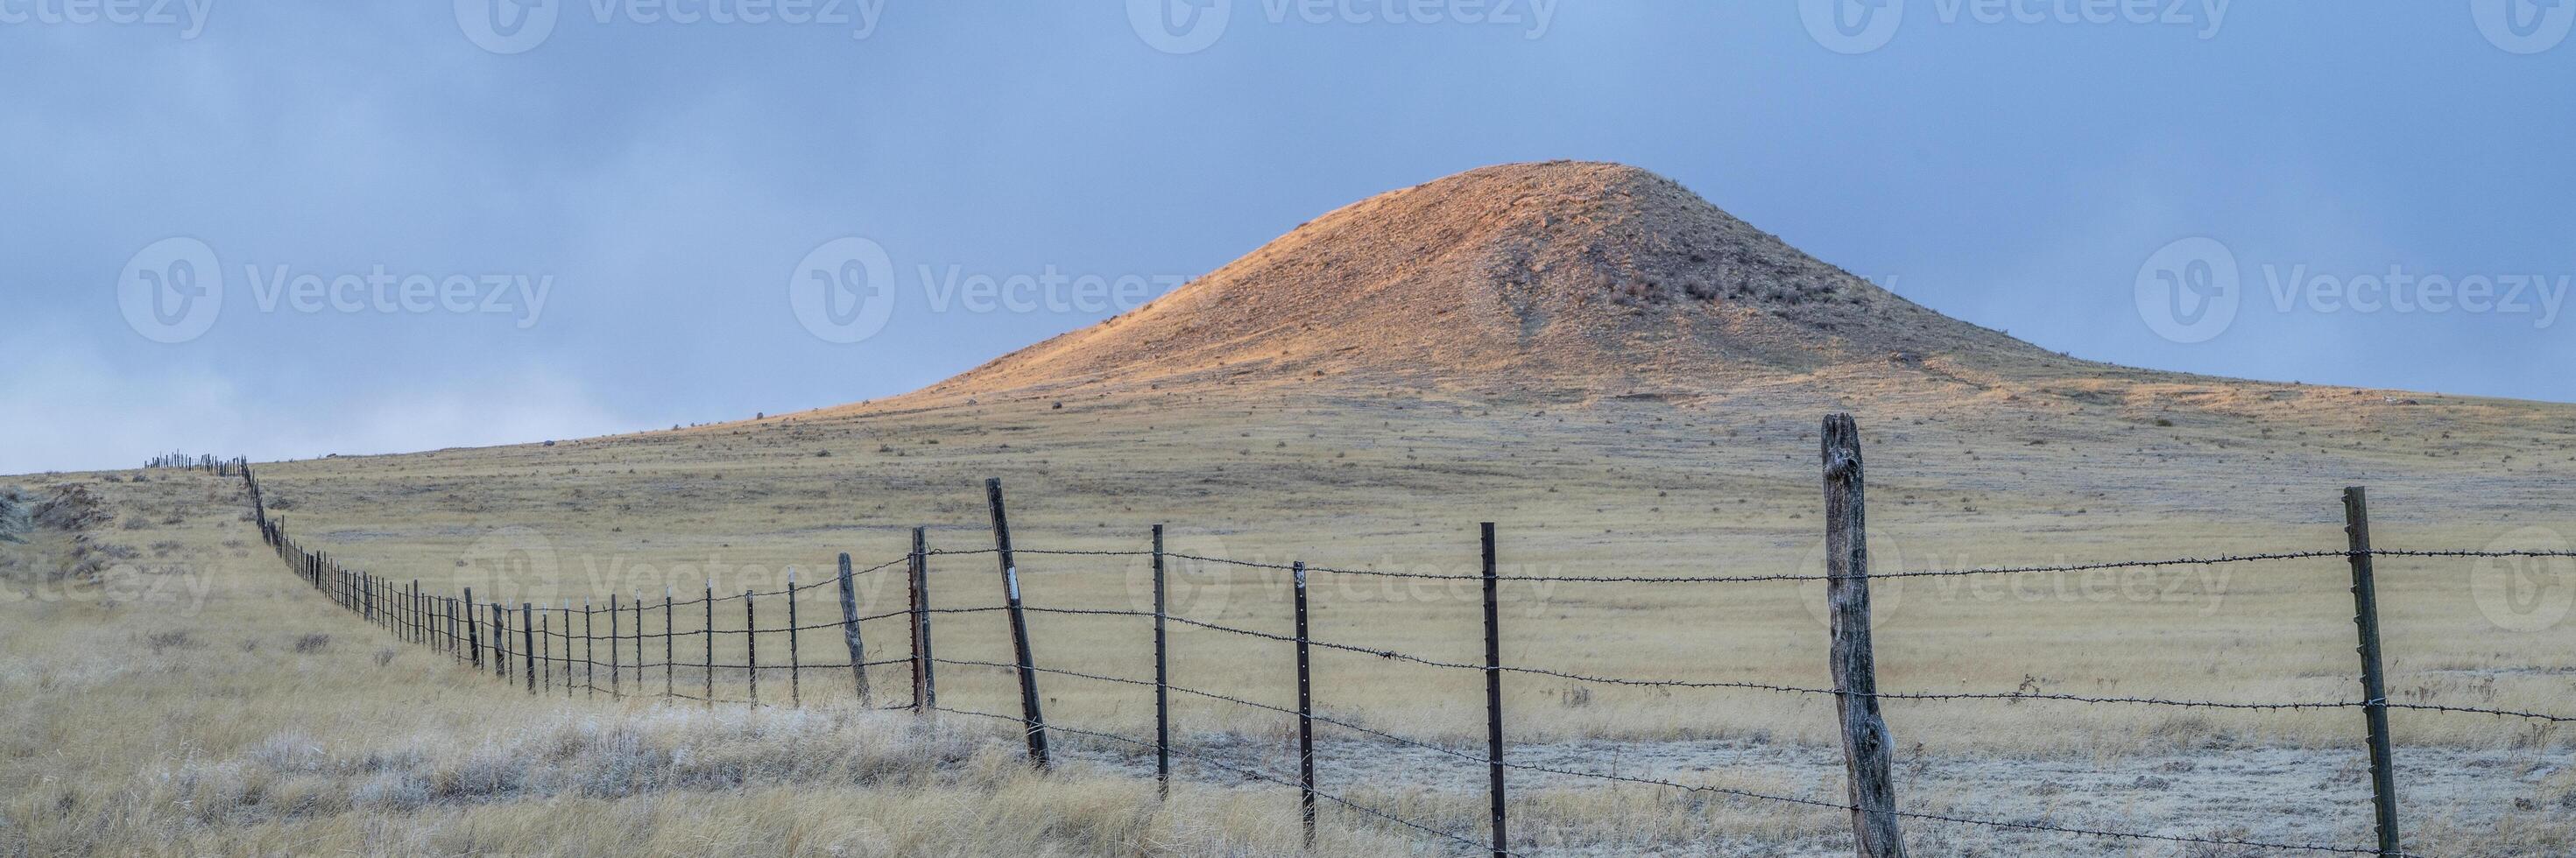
[919,161,2081,401]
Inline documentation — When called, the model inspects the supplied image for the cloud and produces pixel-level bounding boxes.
[0,327,633,474]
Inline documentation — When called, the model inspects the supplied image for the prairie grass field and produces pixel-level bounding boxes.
[10,377,2568,854]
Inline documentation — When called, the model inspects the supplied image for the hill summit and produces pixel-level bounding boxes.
[927,161,2066,398]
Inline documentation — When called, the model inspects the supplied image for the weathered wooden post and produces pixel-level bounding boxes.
[836,552,873,705]
[2343,487,2403,857]
[609,594,622,698]
[664,587,676,700]
[492,602,510,681]
[910,527,935,712]
[985,478,1050,769]
[464,587,483,670]
[520,603,536,693]
[1822,413,1907,858]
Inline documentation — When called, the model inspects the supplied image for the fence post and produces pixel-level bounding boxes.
[540,612,551,691]
[703,580,716,708]
[1482,522,1507,858]
[986,479,1051,768]
[1152,524,1170,799]
[2343,487,2403,857]
[521,603,536,693]
[464,587,483,670]
[665,587,676,700]
[1822,413,1907,858]
[610,594,622,698]
[581,601,595,697]
[1293,560,1316,847]
[837,553,873,706]
[746,588,759,707]
[492,602,510,682]
[911,527,935,713]
[787,569,802,708]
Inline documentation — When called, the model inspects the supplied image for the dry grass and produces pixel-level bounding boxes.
[10,357,2576,854]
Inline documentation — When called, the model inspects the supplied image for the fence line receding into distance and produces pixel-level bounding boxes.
[200,413,2576,858]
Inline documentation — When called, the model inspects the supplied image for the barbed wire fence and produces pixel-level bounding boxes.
[208,413,2576,858]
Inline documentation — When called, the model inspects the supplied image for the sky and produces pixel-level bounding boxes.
[4,1,2572,474]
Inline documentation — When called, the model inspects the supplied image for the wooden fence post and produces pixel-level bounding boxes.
[1153,524,1170,798]
[1822,413,1907,858]
[664,587,676,700]
[540,612,551,690]
[464,587,483,670]
[986,478,1050,769]
[2343,487,2403,857]
[1482,522,1508,858]
[520,603,536,693]
[837,553,873,705]
[911,527,935,712]
[609,594,623,698]
[745,588,759,706]
[492,602,509,681]
[1293,560,1316,847]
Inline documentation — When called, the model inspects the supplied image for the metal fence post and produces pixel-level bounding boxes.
[2343,487,2403,857]
[1482,522,1507,858]
[1153,524,1170,799]
[1294,560,1316,847]
[986,478,1050,769]
[911,526,935,712]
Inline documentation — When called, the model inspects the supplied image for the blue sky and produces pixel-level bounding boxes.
[5,2,2572,473]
